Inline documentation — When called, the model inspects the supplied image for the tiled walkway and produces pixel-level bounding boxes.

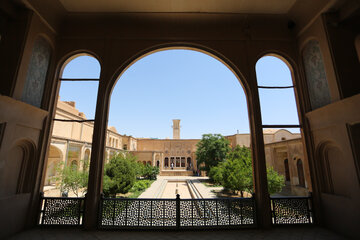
[9,227,348,240]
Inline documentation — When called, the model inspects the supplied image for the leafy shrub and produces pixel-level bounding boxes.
[221,146,253,197]
[52,160,88,197]
[130,180,152,192]
[142,164,159,180]
[206,145,285,196]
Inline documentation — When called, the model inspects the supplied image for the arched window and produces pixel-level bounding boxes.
[256,55,310,195]
[181,157,185,167]
[256,56,299,126]
[43,54,100,196]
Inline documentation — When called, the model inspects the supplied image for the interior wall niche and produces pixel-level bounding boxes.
[16,140,37,194]
[317,142,349,197]
[0,140,37,196]
[347,123,360,185]
[21,37,52,108]
[302,40,331,110]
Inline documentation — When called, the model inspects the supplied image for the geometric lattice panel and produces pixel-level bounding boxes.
[99,198,257,229]
[41,198,84,225]
[178,198,256,228]
[241,198,256,225]
[271,198,312,224]
[99,199,177,228]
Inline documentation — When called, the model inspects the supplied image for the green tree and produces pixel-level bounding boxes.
[103,152,137,197]
[196,134,231,173]
[208,145,285,197]
[208,164,224,185]
[267,166,285,195]
[53,160,88,197]
[133,160,145,178]
[221,145,253,197]
[142,164,159,180]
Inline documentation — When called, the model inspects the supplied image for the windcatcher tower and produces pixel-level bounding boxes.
[172,119,180,139]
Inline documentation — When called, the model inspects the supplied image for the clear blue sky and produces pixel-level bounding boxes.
[60,50,299,139]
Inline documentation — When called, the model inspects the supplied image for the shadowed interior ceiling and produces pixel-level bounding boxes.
[59,0,297,14]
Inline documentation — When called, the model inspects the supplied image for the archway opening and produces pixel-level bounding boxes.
[42,54,100,197]
[104,48,253,199]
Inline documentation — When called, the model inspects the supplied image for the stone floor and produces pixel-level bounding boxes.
[8,226,349,240]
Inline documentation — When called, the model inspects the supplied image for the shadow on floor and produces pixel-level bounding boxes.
[8,226,348,240]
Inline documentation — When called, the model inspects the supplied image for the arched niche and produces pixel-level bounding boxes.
[0,140,37,195]
[302,40,331,110]
[21,37,52,108]
[316,142,349,197]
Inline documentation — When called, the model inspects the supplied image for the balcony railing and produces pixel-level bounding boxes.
[38,193,85,226]
[99,195,257,229]
[37,193,314,228]
[270,195,313,225]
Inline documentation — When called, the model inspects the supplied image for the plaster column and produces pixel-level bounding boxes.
[84,78,109,229]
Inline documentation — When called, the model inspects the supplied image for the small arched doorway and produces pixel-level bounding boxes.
[284,159,290,182]
[297,159,305,187]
